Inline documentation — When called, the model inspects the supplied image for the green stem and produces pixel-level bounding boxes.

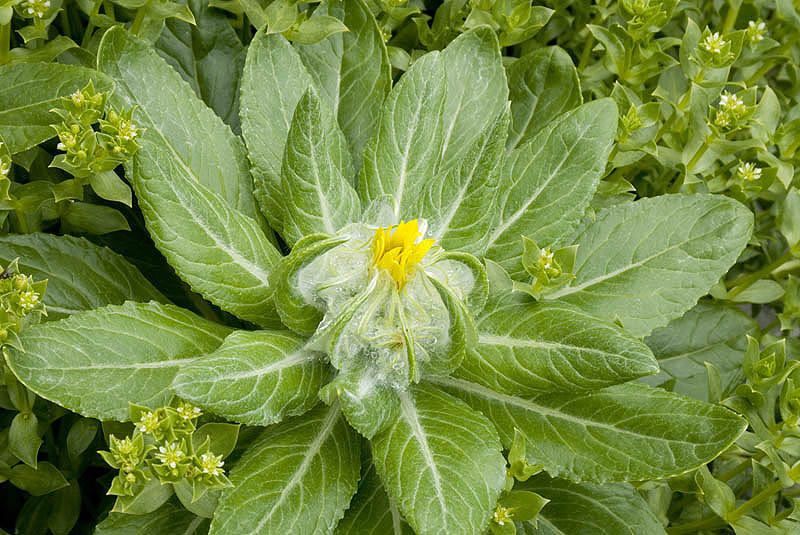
[667,515,727,534]
[727,478,785,522]
[722,1,740,32]
[81,0,103,48]
[578,35,595,71]
[129,7,146,36]
[0,22,10,65]
[726,251,794,297]
[59,7,72,39]
[686,141,709,173]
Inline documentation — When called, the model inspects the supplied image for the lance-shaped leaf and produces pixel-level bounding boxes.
[0,63,113,154]
[335,457,413,535]
[432,377,746,483]
[519,475,666,535]
[453,301,658,396]
[95,500,209,535]
[5,302,231,421]
[371,384,506,535]
[641,302,757,401]
[0,233,166,319]
[359,52,446,220]
[548,194,754,337]
[241,31,313,231]
[295,0,391,167]
[173,329,333,426]
[485,99,617,276]
[422,109,508,257]
[211,404,360,535]
[98,27,258,218]
[438,27,508,171]
[507,47,582,150]
[280,88,360,245]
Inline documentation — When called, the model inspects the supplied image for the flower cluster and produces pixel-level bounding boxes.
[511,238,577,299]
[713,90,752,131]
[0,260,47,346]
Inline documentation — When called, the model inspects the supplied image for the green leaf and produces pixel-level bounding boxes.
[485,99,618,277]
[210,404,360,535]
[0,63,113,154]
[60,202,131,235]
[156,0,246,132]
[240,31,314,232]
[642,302,758,401]
[88,170,133,207]
[295,0,391,168]
[6,462,69,496]
[112,477,175,514]
[5,301,231,421]
[98,27,258,218]
[173,329,333,426]
[335,457,414,535]
[9,412,42,468]
[548,194,754,337]
[358,51,446,221]
[506,47,582,150]
[422,109,508,256]
[438,27,508,172]
[520,474,666,534]
[371,384,506,535]
[0,233,167,319]
[433,377,746,483]
[95,499,209,534]
[280,88,360,245]
[453,301,658,396]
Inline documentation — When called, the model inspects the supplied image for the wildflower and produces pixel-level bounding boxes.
[719,92,745,114]
[18,290,39,310]
[701,31,726,55]
[493,505,513,526]
[372,220,434,288]
[198,452,225,476]
[737,162,762,182]
[155,442,185,469]
[175,401,202,420]
[0,160,9,180]
[746,20,767,43]
[23,0,50,18]
[137,410,160,434]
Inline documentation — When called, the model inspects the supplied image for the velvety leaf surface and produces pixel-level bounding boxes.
[95,500,209,535]
[173,329,333,426]
[641,302,757,401]
[433,377,746,483]
[280,89,360,245]
[156,0,245,132]
[0,63,113,154]
[5,301,231,421]
[0,233,166,318]
[520,475,666,535]
[371,384,506,535]
[334,458,414,535]
[485,99,617,275]
[240,31,313,231]
[549,194,754,337]
[211,405,360,535]
[506,47,582,150]
[454,301,658,395]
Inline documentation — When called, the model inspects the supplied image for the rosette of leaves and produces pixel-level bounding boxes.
[4,4,755,535]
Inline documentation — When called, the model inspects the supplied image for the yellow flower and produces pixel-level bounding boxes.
[371,220,434,288]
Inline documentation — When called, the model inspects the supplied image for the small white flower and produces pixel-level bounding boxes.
[18,291,39,310]
[199,452,225,476]
[747,20,767,43]
[719,91,745,113]
[701,32,727,55]
[737,161,762,181]
[137,411,160,434]
[155,442,184,469]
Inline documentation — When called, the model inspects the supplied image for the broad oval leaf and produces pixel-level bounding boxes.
[433,377,746,483]
[0,63,113,154]
[371,384,506,535]
[173,329,333,427]
[5,301,231,421]
[211,404,360,535]
[95,500,209,535]
[485,99,617,276]
[454,301,658,395]
[241,31,314,232]
[641,302,757,401]
[335,458,413,535]
[548,194,754,337]
[280,88,360,245]
[520,475,666,535]
[0,233,166,319]
[98,27,258,217]
[506,47,582,150]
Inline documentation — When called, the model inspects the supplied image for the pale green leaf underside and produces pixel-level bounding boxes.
[0,233,166,319]
[280,89,360,245]
[241,31,313,231]
[97,27,257,217]
[371,384,506,535]
[454,301,658,395]
[641,302,757,401]
[334,459,413,535]
[0,63,113,154]
[173,329,333,427]
[433,377,746,483]
[5,301,231,421]
[95,499,209,535]
[520,475,666,535]
[211,404,360,535]
[506,46,582,150]
[549,194,754,337]
[486,99,617,276]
